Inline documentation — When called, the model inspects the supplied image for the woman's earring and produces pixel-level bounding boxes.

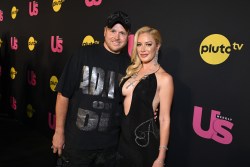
[154,51,159,66]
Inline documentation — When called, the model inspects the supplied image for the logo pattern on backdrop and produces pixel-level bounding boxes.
[200,34,244,65]
[193,106,234,144]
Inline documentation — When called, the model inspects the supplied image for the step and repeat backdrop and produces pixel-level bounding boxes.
[0,0,250,166]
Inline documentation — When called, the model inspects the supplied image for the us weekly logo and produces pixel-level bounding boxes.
[51,35,63,53]
[0,10,3,21]
[29,1,39,16]
[193,106,233,144]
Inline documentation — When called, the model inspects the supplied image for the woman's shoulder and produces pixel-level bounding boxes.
[156,67,173,85]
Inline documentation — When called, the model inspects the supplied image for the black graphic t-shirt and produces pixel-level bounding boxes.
[56,44,130,150]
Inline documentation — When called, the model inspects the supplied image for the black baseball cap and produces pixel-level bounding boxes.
[106,11,131,31]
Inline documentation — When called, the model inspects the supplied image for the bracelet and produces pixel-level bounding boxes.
[159,146,168,150]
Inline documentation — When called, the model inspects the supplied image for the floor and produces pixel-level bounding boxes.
[0,116,57,167]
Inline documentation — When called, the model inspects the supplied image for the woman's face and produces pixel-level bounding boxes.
[136,32,159,64]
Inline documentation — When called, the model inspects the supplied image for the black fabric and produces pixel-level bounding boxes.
[60,146,117,167]
[56,44,130,150]
[117,73,160,167]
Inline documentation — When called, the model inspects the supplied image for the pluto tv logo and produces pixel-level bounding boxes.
[26,104,35,118]
[200,34,243,65]
[11,6,19,19]
[50,75,58,91]
[28,36,37,51]
[52,0,65,12]
[82,35,100,46]
[10,67,17,79]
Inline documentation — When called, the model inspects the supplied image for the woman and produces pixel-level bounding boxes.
[117,26,174,167]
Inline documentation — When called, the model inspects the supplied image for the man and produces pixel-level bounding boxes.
[52,11,131,167]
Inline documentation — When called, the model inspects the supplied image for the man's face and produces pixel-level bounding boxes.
[104,23,129,54]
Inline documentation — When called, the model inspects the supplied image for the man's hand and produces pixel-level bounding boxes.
[52,131,65,156]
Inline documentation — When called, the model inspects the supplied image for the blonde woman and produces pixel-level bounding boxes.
[117,26,174,167]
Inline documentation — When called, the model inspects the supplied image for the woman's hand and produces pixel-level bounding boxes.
[152,159,165,167]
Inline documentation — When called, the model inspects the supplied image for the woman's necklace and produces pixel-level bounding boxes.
[126,74,138,89]
[126,65,160,89]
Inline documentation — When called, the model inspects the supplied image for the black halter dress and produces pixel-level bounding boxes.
[117,73,160,167]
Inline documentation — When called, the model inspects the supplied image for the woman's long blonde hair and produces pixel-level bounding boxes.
[121,26,162,83]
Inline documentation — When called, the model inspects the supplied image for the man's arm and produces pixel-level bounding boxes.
[52,92,69,156]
